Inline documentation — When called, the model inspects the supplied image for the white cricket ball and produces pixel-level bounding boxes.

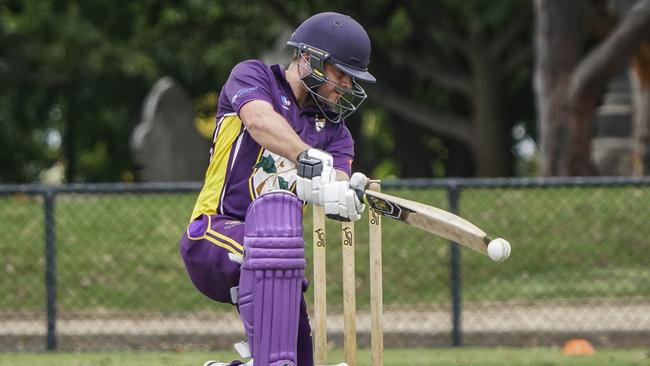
[487,238,511,262]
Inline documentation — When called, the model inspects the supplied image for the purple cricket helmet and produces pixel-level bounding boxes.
[287,12,375,122]
[288,12,375,83]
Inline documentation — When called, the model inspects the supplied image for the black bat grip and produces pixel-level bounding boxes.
[354,187,365,202]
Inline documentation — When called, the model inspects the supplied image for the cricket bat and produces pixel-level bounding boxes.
[362,189,510,260]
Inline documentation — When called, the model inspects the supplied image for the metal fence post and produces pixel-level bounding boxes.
[448,184,462,346]
[44,190,57,350]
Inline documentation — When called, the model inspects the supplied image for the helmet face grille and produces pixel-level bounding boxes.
[296,50,367,124]
[288,12,374,122]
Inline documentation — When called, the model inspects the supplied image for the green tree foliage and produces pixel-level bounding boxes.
[1,0,535,182]
[0,0,275,183]
[264,0,534,177]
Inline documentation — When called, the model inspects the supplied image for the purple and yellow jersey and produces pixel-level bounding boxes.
[190,60,355,221]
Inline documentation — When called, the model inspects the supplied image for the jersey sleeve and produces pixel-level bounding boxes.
[222,60,274,114]
[327,124,355,177]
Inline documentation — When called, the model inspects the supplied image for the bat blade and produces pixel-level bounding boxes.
[363,190,490,255]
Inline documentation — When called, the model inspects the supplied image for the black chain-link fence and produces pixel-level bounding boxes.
[2,177,649,352]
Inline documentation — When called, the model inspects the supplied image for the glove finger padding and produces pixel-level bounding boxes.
[322,181,365,222]
[295,176,312,203]
[349,172,368,191]
[345,189,364,221]
[348,172,368,204]
[323,181,349,216]
[310,175,324,205]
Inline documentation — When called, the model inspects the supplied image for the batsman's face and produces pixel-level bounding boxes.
[318,63,353,104]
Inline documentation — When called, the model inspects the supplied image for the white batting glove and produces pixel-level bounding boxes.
[349,172,368,195]
[322,178,366,222]
[296,148,336,206]
[321,181,357,221]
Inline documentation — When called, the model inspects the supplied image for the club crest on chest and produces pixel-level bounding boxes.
[314,115,326,132]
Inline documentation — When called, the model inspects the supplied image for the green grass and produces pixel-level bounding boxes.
[1,348,649,366]
[1,186,649,314]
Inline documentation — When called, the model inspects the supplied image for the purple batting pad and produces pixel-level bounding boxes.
[296,295,314,366]
[238,191,305,366]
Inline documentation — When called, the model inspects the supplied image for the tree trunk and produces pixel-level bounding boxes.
[566,0,650,175]
[389,113,434,177]
[534,0,582,176]
[445,139,475,177]
[567,97,597,175]
[468,32,512,177]
[536,0,650,176]
[631,43,650,175]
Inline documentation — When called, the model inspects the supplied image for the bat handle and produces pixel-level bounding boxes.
[355,179,380,202]
[354,187,365,202]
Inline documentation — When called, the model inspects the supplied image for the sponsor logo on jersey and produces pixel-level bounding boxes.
[224,220,244,229]
[281,95,291,110]
[232,86,258,104]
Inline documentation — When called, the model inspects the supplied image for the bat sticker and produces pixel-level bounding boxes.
[365,195,413,221]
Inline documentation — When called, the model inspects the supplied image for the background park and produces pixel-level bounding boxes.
[1,1,650,365]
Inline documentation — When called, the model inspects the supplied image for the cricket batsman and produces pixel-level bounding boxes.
[179,12,376,366]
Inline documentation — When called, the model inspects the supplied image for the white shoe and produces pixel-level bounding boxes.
[233,341,252,358]
[202,341,254,366]
[202,361,253,366]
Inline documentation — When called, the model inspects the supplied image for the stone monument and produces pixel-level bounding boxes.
[131,77,211,182]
